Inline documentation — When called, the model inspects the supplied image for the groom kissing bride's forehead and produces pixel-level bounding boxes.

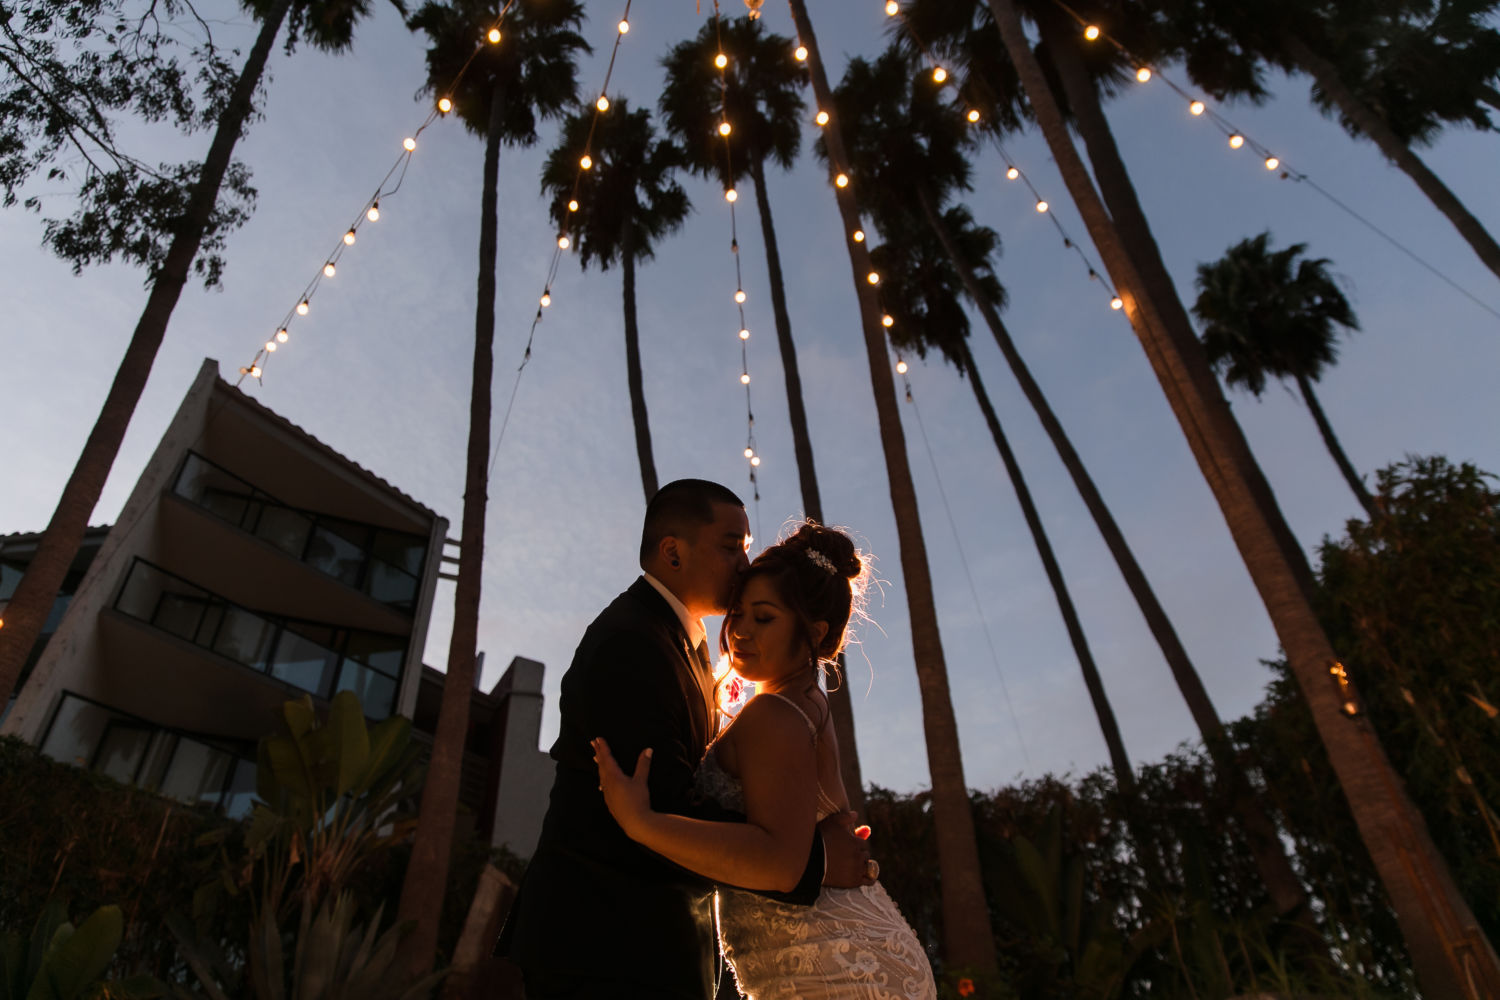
[498,479,931,1000]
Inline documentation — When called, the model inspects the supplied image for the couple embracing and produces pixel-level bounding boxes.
[497,479,937,999]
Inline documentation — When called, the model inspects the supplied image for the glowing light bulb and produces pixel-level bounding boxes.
[557,235,570,249]
[1229,133,1244,149]
[276,328,289,343]
[745,447,754,458]
[719,121,732,136]
[597,95,610,111]
[739,327,750,340]
[881,314,894,327]
[852,229,865,242]
[866,271,880,285]
[1265,155,1279,170]
[367,201,380,221]
[1006,166,1019,180]
[487,27,501,43]
[795,45,808,61]
[1135,67,1151,83]
[750,455,761,467]
[1035,199,1048,212]
[249,365,262,378]
[967,108,980,122]
[580,154,593,169]
[323,261,336,278]
[932,66,947,83]
[567,199,579,212]
[540,292,552,307]
[735,289,747,303]
[725,188,738,202]
[403,136,417,151]
[1110,296,1124,310]
[835,173,849,188]
[740,373,751,384]
[297,300,310,316]
[1084,24,1100,40]
[816,110,829,126]
[896,359,908,374]
[617,19,629,33]
[266,340,277,352]
[343,229,356,246]
[1189,100,1205,116]
[715,53,728,69]
[885,0,898,14]
[438,97,453,113]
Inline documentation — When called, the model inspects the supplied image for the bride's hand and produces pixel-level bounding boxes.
[591,737,653,833]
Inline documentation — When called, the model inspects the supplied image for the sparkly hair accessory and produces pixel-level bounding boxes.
[804,548,838,575]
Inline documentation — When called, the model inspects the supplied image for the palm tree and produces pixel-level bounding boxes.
[1127,0,1500,284]
[658,18,867,812]
[541,100,689,503]
[0,0,394,703]
[869,209,1139,800]
[1194,233,1378,520]
[983,0,1500,993]
[397,0,587,978]
[783,0,997,975]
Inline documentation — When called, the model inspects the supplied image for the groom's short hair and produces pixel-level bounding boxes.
[640,479,745,565]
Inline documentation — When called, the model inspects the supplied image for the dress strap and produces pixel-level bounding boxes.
[758,690,819,742]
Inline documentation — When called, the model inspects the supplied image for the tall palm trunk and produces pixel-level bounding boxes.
[785,0,997,974]
[0,0,294,702]
[747,152,863,813]
[989,2,1500,994]
[621,243,659,503]
[917,187,1313,924]
[951,339,1134,791]
[1294,373,1378,520]
[1280,33,1500,283]
[396,77,503,980]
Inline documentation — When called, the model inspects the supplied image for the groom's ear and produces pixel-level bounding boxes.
[661,536,682,569]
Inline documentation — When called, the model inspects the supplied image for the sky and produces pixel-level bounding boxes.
[3,0,1498,795]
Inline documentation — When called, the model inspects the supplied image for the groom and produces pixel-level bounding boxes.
[497,479,875,999]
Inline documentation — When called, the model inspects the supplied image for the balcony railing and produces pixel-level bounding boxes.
[113,558,404,718]
[171,451,426,613]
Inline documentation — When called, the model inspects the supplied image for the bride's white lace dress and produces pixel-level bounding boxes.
[695,694,938,1000]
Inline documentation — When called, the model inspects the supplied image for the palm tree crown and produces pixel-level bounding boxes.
[658,17,805,186]
[541,100,690,270]
[1193,230,1359,398]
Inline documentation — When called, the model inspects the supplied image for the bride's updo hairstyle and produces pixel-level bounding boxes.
[722,521,867,669]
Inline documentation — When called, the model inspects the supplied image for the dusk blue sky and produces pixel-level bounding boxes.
[4,0,1497,793]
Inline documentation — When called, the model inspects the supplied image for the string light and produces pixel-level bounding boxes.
[1006,166,1019,180]
[540,291,552,307]
[296,300,310,316]
[367,201,380,221]
[739,327,750,340]
[322,262,336,278]
[1265,155,1280,170]
[719,120,732,135]
[438,97,453,113]
[744,447,754,458]
[794,44,808,61]
[932,66,947,83]
[895,359,908,374]
[750,455,761,467]
[487,27,501,43]
[715,52,728,68]
[617,18,629,33]
[343,229,356,245]
[835,173,849,187]
[740,372,751,384]
[597,95,610,111]
[1035,199,1049,212]
[557,235,571,249]
[248,365,261,378]
[580,153,593,169]
[1111,296,1124,310]
[735,288,747,303]
[567,199,579,212]
[276,328,288,343]
[1135,67,1151,83]
[866,271,880,284]
[403,137,417,151]
[265,339,278,352]
[885,0,898,14]
[725,188,738,202]
[815,109,829,125]
[852,228,865,242]
[1229,133,1244,149]
[967,109,980,123]
[1084,24,1100,40]
[1189,100,1205,116]
[882,313,894,327]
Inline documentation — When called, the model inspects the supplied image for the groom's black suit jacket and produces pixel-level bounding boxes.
[497,577,824,999]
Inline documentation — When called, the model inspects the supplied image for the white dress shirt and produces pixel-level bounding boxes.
[642,572,707,651]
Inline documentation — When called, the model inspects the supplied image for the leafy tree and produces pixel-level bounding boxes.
[1193,232,1376,519]
[541,99,690,503]
[0,0,402,713]
[398,0,587,978]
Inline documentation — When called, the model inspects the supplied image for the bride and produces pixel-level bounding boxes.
[593,522,938,999]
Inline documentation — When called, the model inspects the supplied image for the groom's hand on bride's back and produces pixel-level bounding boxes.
[819,811,877,888]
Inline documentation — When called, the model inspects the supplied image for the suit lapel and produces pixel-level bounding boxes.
[628,577,717,748]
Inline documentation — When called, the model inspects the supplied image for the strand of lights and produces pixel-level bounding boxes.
[1056,0,1500,322]
[889,3,1125,313]
[486,0,637,477]
[711,2,764,511]
[235,1,522,384]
